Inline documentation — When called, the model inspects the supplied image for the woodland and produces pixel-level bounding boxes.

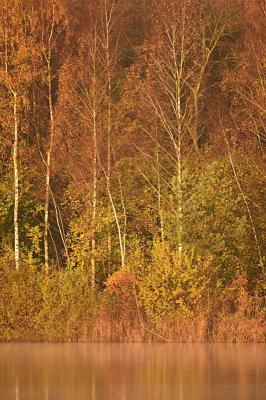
[0,0,265,342]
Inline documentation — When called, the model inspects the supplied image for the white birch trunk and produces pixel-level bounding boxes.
[91,108,97,287]
[44,48,54,274]
[174,30,183,266]
[176,89,183,266]
[5,9,20,270]
[106,25,112,274]
[91,34,98,287]
[44,7,55,273]
[13,92,20,270]
[104,0,114,272]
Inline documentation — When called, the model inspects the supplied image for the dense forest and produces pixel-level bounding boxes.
[0,0,265,342]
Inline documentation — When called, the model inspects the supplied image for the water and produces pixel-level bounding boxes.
[0,343,265,400]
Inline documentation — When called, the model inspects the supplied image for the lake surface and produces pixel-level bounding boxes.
[0,343,265,400]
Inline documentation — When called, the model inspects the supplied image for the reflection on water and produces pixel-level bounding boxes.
[0,343,265,400]
[15,376,19,400]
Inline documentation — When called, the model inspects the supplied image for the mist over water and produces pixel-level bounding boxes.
[0,343,265,400]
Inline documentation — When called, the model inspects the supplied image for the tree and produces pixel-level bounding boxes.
[218,0,265,276]
[40,0,67,272]
[125,0,237,262]
[0,0,40,269]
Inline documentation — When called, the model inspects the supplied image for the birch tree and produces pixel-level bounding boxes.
[64,20,105,286]
[132,0,236,260]
[59,0,128,276]
[0,0,39,269]
[99,0,127,269]
[103,0,115,271]
[40,0,67,273]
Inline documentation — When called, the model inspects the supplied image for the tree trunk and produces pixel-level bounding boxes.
[91,108,97,288]
[91,34,98,287]
[13,92,19,270]
[44,7,55,274]
[176,89,183,266]
[155,122,164,241]
[5,4,20,270]
[44,46,54,274]
[104,0,112,274]
[107,35,112,274]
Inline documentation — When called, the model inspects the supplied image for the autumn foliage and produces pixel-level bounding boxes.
[0,0,265,342]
